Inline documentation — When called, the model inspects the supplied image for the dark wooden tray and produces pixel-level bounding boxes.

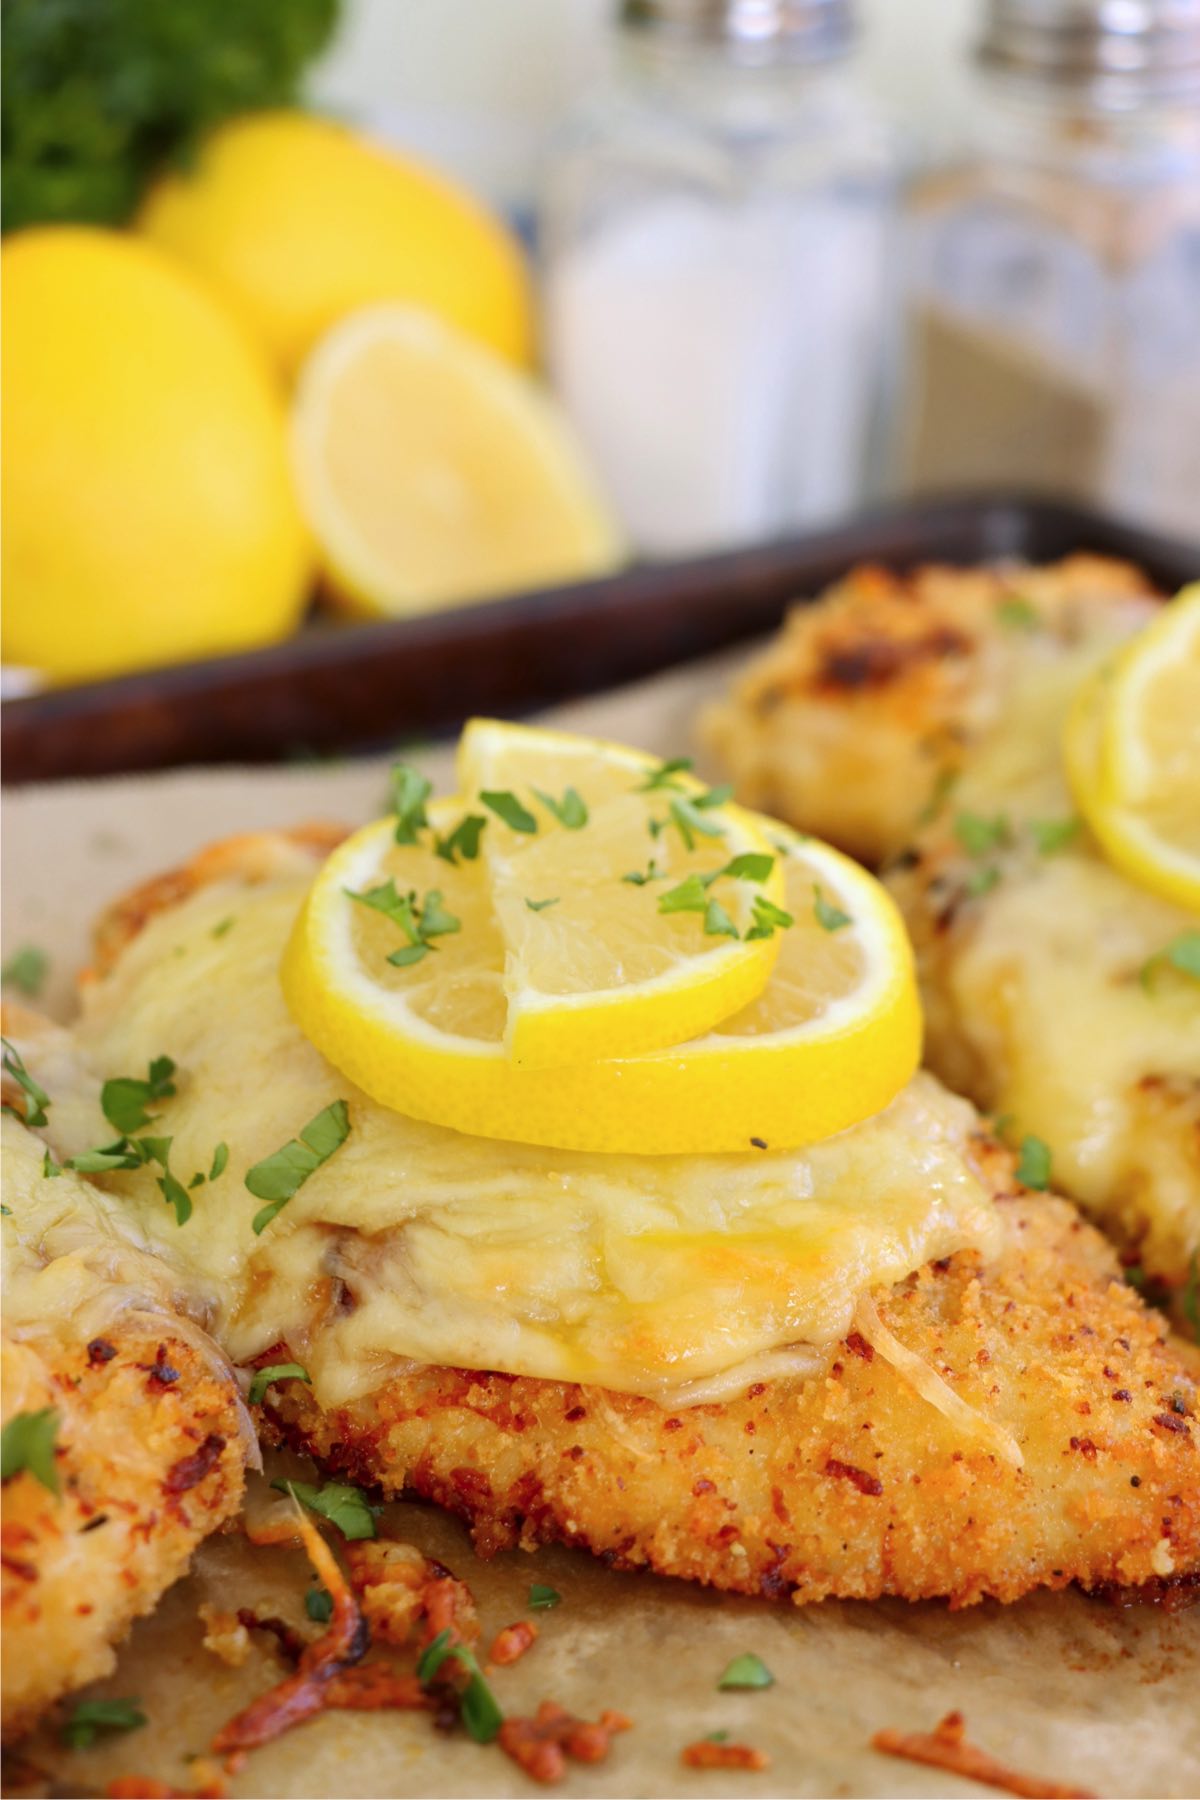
[4,494,1196,785]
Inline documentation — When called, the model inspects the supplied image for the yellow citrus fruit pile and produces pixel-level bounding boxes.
[282,721,922,1154]
[1065,582,1200,913]
[3,112,621,681]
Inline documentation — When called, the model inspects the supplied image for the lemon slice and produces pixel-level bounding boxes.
[456,719,784,1066]
[1064,585,1200,913]
[281,800,921,1155]
[292,304,624,617]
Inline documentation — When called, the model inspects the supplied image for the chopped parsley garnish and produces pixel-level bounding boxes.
[622,859,665,886]
[0,1203,10,1215]
[1,1038,50,1127]
[965,865,1001,898]
[747,895,794,940]
[812,886,851,933]
[51,1119,211,1227]
[917,767,959,828]
[1142,929,1200,991]
[60,1697,146,1750]
[636,756,694,793]
[706,1730,731,1744]
[717,1652,774,1691]
[997,596,1038,630]
[525,897,559,912]
[212,916,236,939]
[209,1142,229,1182]
[953,811,1009,858]
[658,856,790,943]
[246,1100,351,1235]
[1,945,48,998]
[1,1406,60,1495]
[664,795,727,852]
[1015,1134,1052,1191]
[480,790,538,834]
[390,763,432,845]
[535,786,588,830]
[346,880,460,969]
[434,814,488,865]
[1029,817,1081,856]
[248,1362,311,1406]
[704,897,739,939]
[529,1583,562,1610]
[273,1476,377,1541]
[100,1055,176,1134]
[418,1627,504,1744]
[305,1586,334,1624]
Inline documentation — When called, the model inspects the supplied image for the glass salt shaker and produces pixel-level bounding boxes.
[899,0,1200,539]
[539,0,898,558]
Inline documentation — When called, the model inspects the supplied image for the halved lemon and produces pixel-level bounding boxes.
[281,800,921,1155]
[292,304,624,618]
[457,719,784,1066]
[1065,584,1200,913]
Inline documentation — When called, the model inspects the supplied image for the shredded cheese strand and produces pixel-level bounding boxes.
[854,1294,1024,1469]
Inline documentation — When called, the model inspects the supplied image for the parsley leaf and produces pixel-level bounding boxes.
[722,853,775,884]
[636,756,694,793]
[1,946,48,998]
[100,1055,177,1134]
[1015,1134,1052,1190]
[1143,929,1200,991]
[667,796,726,851]
[813,886,852,932]
[954,811,1009,858]
[1,1038,50,1128]
[704,897,739,938]
[965,865,1001,898]
[534,786,588,830]
[306,1586,334,1624]
[997,596,1038,630]
[717,1652,774,1691]
[1029,817,1081,856]
[622,860,664,886]
[209,1142,229,1182]
[1,1406,59,1495]
[917,766,960,828]
[529,1583,562,1610]
[273,1477,377,1541]
[658,873,712,916]
[417,1627,504,1744]
[248,1362,311,1406]
[434,814,488,865]
[480,790,538,834]
[390,764,432,845]
[346,881,460,970]
[525,897,559,912]
[212,916,236,939]
[746,895,794,940]
[60,1697,146,1750]
[62,1142,142,1174]
[246,1100,351,1234]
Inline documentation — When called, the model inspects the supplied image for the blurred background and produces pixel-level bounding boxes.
[3,0,1198,695]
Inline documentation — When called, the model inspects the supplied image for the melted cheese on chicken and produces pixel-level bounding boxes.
[22,875,1003,1408]
[893,634,1200,1281]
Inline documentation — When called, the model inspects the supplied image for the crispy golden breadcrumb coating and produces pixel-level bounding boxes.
[1,1322,245,1741]
[255,1153,1200,1609]
[703,555,1158,866]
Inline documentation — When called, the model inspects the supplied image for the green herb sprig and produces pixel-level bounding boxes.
[1,1406,60,1495]
[246,1100,351,1234]
[273,1476,377,1540]
[418,1627,504,1744]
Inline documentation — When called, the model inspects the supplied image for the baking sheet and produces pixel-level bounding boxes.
[4,652,1198,1799]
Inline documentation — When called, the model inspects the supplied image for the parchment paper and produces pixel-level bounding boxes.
[3,651,1198,1799]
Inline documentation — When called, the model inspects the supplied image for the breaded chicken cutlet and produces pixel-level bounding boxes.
[0,1114,249,1741]
[705,556,1200,1294]
[1,825,1195,1673]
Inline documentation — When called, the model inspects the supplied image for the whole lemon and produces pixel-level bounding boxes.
[2,228,312,682]
[137,111,534,380]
